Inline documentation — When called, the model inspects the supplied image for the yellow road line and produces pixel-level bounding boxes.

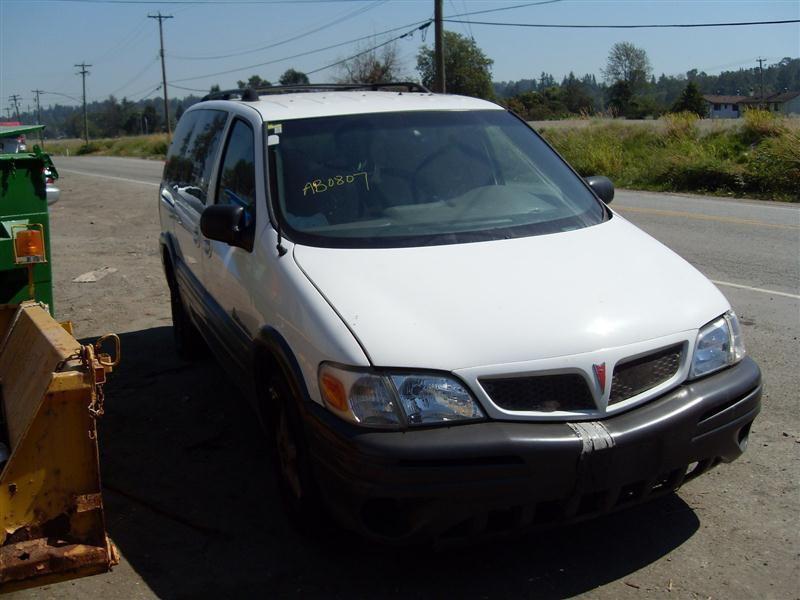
[616,205,800,230]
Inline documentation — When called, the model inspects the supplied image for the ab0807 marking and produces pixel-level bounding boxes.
[302,172,369,196]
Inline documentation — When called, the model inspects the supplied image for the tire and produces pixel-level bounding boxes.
[264,372,326,533]
[167,271,207,360]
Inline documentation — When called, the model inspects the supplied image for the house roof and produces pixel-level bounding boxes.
[763,91,800,103]
[739,91,800,104]
[703,91,800,105]
[703,95,748,104]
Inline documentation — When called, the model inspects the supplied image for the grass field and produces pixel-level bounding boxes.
[42,133,168,159]
[530,116,800,132]
[538,111,799,201]
[41,111,800,201]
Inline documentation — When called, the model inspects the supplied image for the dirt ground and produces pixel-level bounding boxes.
[8,170,799,599]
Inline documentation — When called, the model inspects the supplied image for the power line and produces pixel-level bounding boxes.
[108,56,160,97]
[90,17,153,65]
[172,18,431,83]
[169,83,210,92]
[169,0,386,61]
[305,21,431,76]
[25,0,381,4]
[40,90,83,104]
[443,18,800,29]
[457,0,476,40]
[448,0,564,18]
[130,83,163,101]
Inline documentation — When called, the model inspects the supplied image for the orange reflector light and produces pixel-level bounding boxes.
[13,226,47,264]
[320,372,348,412]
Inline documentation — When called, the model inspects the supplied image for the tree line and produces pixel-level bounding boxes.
[13,35,798,139]
[496,48,798,120]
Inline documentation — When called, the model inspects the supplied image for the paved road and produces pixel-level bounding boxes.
[13,156,797,599]
[55,155,800,299]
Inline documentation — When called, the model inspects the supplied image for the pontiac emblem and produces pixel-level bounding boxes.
[593,363,607,390]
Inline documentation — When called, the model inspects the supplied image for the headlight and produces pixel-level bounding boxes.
[319,364,484,428]
[690,311,746,379]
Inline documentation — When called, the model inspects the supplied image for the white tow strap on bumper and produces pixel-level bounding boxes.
[569,421,615,455]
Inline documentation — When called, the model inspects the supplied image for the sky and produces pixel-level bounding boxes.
[1,0,798,110]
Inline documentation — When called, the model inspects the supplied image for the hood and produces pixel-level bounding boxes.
[292,215,729,370]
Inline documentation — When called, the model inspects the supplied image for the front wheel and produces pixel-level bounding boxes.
[265,373,326,532]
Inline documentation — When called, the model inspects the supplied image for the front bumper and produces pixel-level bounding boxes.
[302,357,761,544]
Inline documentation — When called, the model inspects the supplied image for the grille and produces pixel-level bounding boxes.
[610,344,683,405]
[480,374,594,412]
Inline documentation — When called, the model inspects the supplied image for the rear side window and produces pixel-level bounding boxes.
[163,108,227,206]
[216,119,256,213]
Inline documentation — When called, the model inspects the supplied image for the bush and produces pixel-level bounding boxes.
[76,143,100,155]
[150,139,168,156]
[654,153,743,193]
[743,131,800,198]
[544,125,624,177]
[662,112,699,140]
[740,109,787,144]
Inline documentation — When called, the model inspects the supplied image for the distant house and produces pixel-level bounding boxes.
[703,92,800,118]
[703,95,744,118]
[758,91,800,116]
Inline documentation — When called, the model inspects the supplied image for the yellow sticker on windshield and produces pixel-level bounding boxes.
[302,172,369,196]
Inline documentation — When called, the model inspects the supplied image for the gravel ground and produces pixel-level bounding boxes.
[6,168,799,599]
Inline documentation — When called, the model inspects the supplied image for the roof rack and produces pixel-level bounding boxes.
[200,82,431,102]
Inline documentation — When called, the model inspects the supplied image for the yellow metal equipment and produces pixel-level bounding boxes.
[0,301,119,593]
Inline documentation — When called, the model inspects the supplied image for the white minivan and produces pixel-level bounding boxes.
[158,83,761,543]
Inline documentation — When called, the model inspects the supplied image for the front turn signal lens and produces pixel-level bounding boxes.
[13,225,47,264]
[320,371,348,412]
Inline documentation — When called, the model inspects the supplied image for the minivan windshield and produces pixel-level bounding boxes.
[270,109,606,248]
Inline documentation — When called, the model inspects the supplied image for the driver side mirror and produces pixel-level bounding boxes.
[200,204,252,250]
[585,175,614,204]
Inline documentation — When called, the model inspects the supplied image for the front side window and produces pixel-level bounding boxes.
[269,110,606,248]
[216,119,256,216]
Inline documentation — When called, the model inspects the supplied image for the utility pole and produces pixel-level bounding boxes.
[8,94,21,120]
[434,0,445,93]
[32,89,44,146]
[756,57,766,108]
[75,62,92,145]
[149,12,173,137]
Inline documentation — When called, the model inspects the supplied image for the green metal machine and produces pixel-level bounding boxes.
[0,125,56,313]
